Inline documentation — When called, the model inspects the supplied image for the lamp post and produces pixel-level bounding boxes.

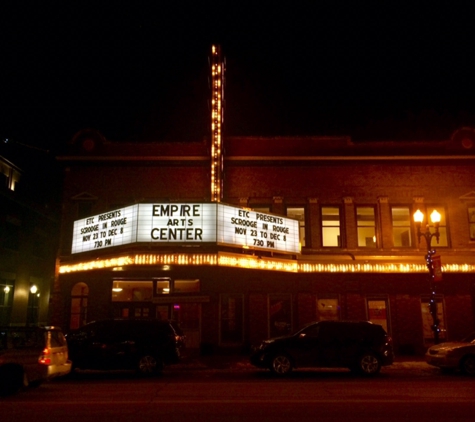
[413,209,441,344]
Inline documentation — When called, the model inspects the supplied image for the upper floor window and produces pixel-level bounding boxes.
[287,207,306,247]
[356,206,376,248]
[321,206,341,247]
[391,207,412,247]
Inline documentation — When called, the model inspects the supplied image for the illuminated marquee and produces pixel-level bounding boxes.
[72,205,139,254]
[71,203,300,254]
[217,204,300,253]
[136,203,217,243]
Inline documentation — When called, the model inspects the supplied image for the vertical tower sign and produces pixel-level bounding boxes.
[210,44,224,202]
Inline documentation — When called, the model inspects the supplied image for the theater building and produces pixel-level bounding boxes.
[52,46,475,356]
[52,127,475,356]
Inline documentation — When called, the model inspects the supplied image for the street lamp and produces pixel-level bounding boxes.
[413,208,441,344]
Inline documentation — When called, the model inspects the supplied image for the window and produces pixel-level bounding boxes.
[70,282,89,330]
[367,298,390,333]
[316,297,340,321]
[156,279,170,295]
[287,207,305,247]
[112,280,154,302]
[220,294,244,344]
[26,285,40,326]
[112,278,200,302]
[158,279,200,295]
[468,207,475,241]
[174,279,200,294]
[356,206,376,248]
[155,305,169,320]
[391,207,412,247]
[0,279,14,326]
[321,206,341,247]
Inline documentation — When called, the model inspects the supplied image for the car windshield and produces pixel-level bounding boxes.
[462,332,475,343]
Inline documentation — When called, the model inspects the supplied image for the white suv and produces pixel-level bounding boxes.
[0,326,72,395]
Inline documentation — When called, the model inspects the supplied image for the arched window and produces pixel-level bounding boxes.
[70,282,89,330]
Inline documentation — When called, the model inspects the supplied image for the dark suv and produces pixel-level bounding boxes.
[250,320,394,376]
[66,319,184,375]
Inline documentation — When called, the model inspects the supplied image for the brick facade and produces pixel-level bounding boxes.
[54,131,475,356]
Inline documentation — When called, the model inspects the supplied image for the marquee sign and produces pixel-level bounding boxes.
[217,204,300,253]
[71,203,300,254]
[72,203,300,255]
[72,205,138,254]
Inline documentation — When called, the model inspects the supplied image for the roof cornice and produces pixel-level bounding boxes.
[57,156,209,162]
[225,155,475,161]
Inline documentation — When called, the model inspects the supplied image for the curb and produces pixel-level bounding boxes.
[172,356,430,372]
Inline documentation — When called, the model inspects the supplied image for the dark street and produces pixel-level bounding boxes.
[2,362,475,422]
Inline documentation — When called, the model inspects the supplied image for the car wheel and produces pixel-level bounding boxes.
[461,355,475,376]
[357,352,381,376]
[270,354,293,375]
[137,354,163,376]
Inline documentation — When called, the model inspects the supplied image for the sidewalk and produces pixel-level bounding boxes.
[174,354,428,372]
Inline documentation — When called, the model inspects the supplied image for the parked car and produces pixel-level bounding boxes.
[65,319,184,375]
[425,332,475,375]
[0,326,72,395]
[250,320,394,376]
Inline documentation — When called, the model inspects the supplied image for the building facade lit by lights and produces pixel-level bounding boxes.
[52,46,475,356]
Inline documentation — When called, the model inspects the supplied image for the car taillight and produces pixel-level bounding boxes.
[39,347,51,365]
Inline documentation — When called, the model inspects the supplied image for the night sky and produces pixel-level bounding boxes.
[2,2,475,152]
